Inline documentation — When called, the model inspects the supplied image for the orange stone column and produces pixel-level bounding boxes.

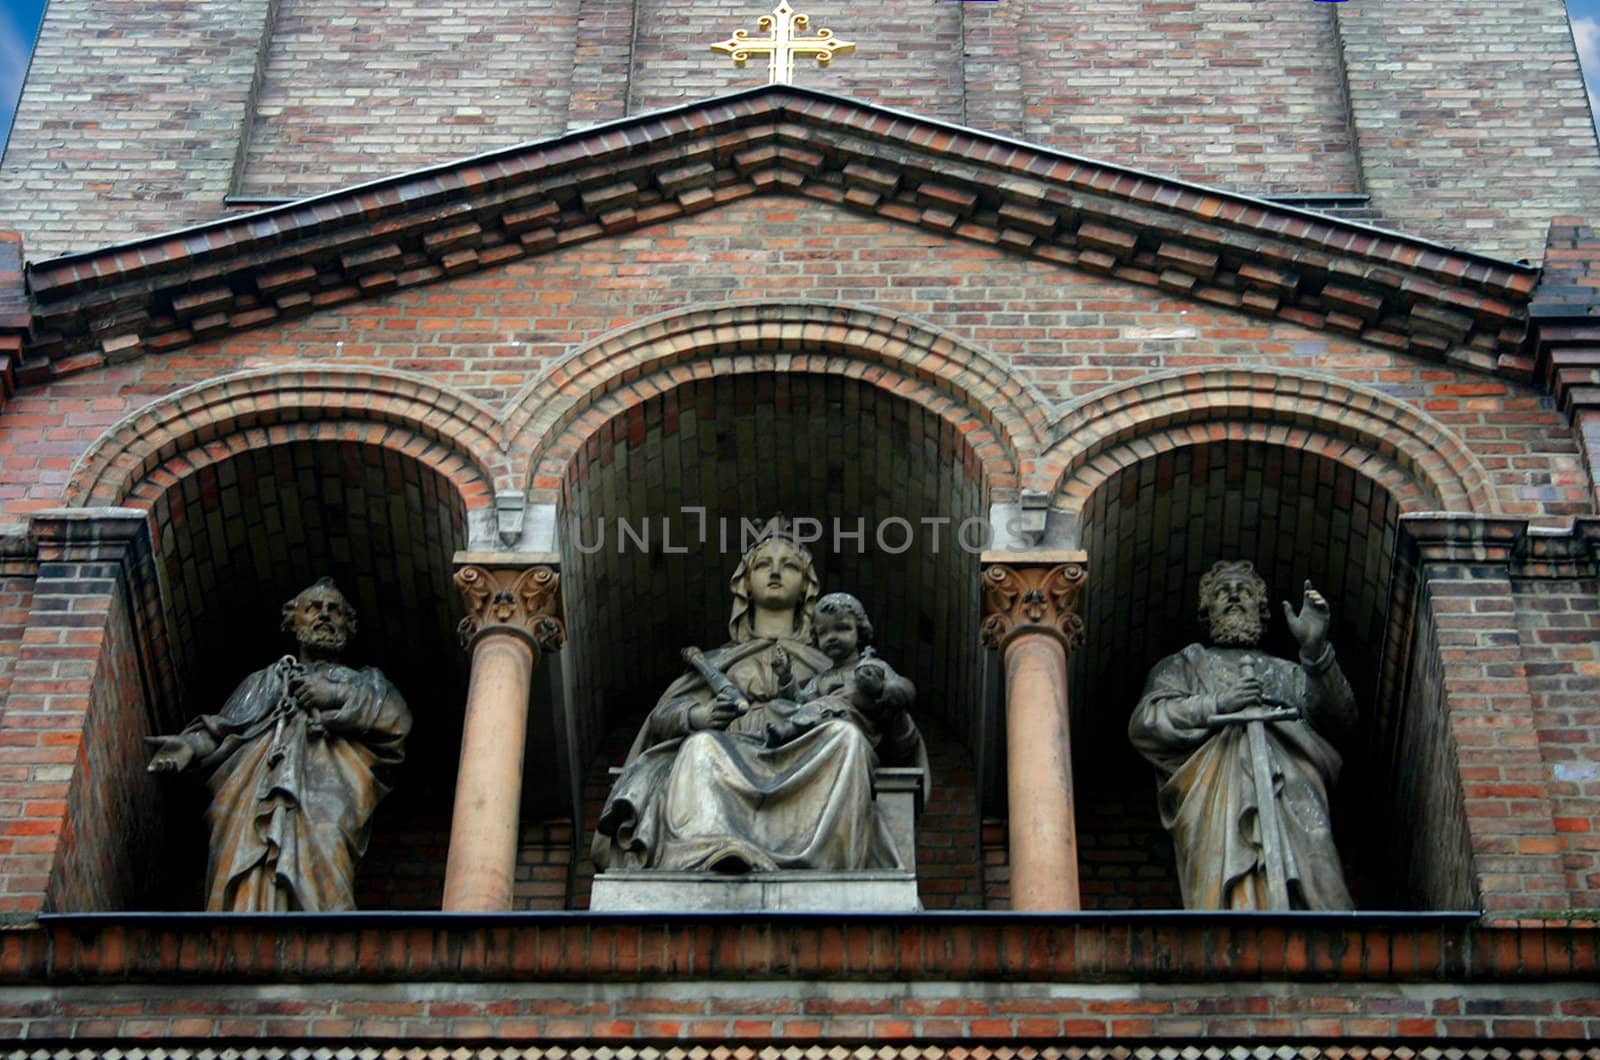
[980,551,1087,911]
[442,558,565,911]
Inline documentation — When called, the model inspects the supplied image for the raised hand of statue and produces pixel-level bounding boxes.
[688,687,745,731]
[145,734,198,773]
[1282,579,1331,657]
[772,645,792,687]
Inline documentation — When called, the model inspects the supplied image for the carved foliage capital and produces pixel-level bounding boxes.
[455,564,566,653]
[980,562,1086,653]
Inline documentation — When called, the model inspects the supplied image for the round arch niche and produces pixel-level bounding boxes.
[558,371,992,906]
[1072,439,1408,910]
[140,439,469,910]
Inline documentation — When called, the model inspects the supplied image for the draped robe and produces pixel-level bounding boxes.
[593,637,928,873]
[169,657,411,911]
[1128,643,1355,910]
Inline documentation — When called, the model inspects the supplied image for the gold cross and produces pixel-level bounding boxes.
[709,2,855,86]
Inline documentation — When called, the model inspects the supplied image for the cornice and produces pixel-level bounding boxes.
[16,86,1539,387]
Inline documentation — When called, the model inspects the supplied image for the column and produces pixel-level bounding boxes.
[441,555,566,911]
[979,551,1087,911]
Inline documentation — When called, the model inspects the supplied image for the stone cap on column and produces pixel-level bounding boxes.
[979,549,1088,653]
[452,551,566,654]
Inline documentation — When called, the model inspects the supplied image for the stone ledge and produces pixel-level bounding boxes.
[8,911,1594,985]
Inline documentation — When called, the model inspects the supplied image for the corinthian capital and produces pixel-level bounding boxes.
[979,551,1088,653]
[454,559,566,653]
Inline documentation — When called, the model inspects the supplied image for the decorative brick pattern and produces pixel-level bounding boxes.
[1045,367,1500,522]
[6,1049,1600,1060]
[521,301,1035,502]
[66,366,504,509]
[16,90,1540,388]
[0,194,1575,526]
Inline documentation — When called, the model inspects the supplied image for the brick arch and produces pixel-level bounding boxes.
[66,366,506,510]
[506,301,1048,500]
[1040,368,1496,517]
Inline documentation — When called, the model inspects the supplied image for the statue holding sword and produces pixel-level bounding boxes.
[1129,560,1356,910]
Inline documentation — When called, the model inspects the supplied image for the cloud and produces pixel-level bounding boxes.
[1576,16,1600,129]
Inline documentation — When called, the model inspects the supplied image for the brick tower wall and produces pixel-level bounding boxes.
[3,1,1598,260]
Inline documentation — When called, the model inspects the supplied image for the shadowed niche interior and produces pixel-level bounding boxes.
[557,370,993,908]
[1073,440,1438,910]
[137,439,469,910]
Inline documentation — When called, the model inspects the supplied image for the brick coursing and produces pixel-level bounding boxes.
[7,3,1595,261]
[1336,3,1600,263]
[0,0,272,258]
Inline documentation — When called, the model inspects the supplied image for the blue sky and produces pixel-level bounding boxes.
[2,0,1600,163]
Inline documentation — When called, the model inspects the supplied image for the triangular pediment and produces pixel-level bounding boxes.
[16,85,1539,386]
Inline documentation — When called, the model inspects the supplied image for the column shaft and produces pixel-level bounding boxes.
[442,633,536,911]
[1002,631,1079,911]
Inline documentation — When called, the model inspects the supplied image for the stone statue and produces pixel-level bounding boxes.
[593,528,928,874]
[1128,560,1355,910]
[772,591,920,759]
[147,578,411,911]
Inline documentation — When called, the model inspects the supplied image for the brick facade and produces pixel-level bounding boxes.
[3,2,1597,260]
[0,4,1597,1051]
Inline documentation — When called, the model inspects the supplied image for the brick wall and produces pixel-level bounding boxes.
[1390,565,1479,911]
[0,0,272,258]
[1515,564,1600,907]
[237,0,579,199]
[0,572,31,723]
[1010,0,1362,198]
[0,512,162,913]
[0,198,1580,522]
[1336,1,1600,262]
[4,2,1598,260]
[1,916,1597,1040]
[46,566,163,911]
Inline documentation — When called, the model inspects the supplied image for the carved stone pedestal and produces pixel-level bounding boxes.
[589,767,925,912]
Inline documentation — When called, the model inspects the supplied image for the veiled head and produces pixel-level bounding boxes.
[1197,560,1270,647]
[727,534,821,643]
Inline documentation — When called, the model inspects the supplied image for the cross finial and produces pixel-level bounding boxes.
[709,2,856,86]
